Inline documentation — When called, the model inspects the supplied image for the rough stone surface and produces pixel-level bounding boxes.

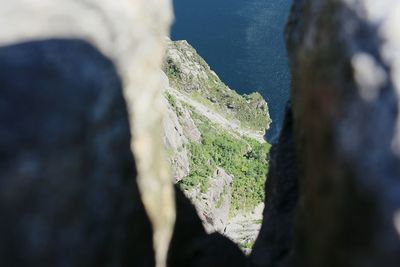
[162,39,268,251]
[164,39,271,134]
[7,0,400,266]
[168,186,247,267]
[164,39,214,92]
[256,0,400,266]
[225,203,265,254]
[251,105,299,267]
[162,97,191,182]
[0,1,175,266]
[188,168,234,234]
[180,108,202,143]
[0,39,154,266]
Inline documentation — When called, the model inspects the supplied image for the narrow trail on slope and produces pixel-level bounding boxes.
[167,87,266,143]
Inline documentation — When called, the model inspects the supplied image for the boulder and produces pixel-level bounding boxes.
[0,39,154,266]
[252,0,400,266]
[0,1,175,266]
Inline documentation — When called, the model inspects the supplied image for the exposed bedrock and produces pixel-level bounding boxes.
[0,1,175,266]
[167,186,247,267]
[252,0,400,267]
[2,0,400,266]
[251,105,299,267]
[0,39,154,266]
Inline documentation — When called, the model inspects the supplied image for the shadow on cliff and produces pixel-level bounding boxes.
[250,1,400,267]
[0,39,155,266]
[250,105,299,267]
[168,185,247,267]
[0,37,250,267]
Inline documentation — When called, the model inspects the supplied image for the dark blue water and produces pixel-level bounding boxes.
[171,0,292,142]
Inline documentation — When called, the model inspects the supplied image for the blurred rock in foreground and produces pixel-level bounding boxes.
[0,39,154,266]
[252,0,400,266]
[0,1,175,266]
[2,0,400,267]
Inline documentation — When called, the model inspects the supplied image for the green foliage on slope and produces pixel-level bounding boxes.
[163,40,271,133]
[178,111,270,212]
[164,39,271,214]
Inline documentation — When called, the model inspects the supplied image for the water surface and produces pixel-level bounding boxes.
[171,0,292,142]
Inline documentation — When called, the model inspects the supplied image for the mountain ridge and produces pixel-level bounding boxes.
[161,39,271,250]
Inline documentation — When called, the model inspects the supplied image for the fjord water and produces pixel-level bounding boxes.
[171,0,292,142]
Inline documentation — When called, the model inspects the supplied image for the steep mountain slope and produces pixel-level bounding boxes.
[161,39,271,250]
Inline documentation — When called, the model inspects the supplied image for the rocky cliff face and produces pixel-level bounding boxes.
[252,1,400,267]
[3,1,400,267]
[0,1,175,267]
[0,39,155,267]
[161,39,271,250]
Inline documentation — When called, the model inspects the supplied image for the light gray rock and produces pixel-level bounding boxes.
[162,97,190,182]
[163,39,271,134]
[185,168,233,234]
[205,168,234,233]
[180,108,202,143]
[226,203,265,254]
[0,1,175,266]
[163,99,188,150]
[164,39,213,93]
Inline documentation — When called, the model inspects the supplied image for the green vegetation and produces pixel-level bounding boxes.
[164,40,271,214]
[163,40,271,133]
[178,111,270,213]
[240,241,255,250]
[165,92,184,117]
[215,191,225,209]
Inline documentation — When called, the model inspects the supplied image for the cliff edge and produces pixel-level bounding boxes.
[161,39,271,251]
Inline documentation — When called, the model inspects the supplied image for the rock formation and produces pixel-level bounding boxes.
[3,0,400,266]
[163,39,271,136]
[251,105,299,267]
[0,39,154,266]
[0,1,174,266]
[162,39,271,250]
[252,0,400,267]
[162,93,191,183]
[185,168,234,234]
[168,186,247,267]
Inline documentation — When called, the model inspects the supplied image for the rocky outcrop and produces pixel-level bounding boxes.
[253,0,400,267]
[162,39,271,250]
[225,203,265,254]
[161,71,202,182]
[0,39,154,266]
[179,107,202,143]
[0,1,174,266]
[185,168,234,234]
[164,39,271,133]
[162,96,191,182]
[168,186,247,267]
[7,0,400,266]
[251,105,298,267]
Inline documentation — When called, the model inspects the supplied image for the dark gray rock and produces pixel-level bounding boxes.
[0,39,154,267]
[285,0,400,266]
[168,186,247,267]
[251,105,299,267]
[251,0,400,266]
